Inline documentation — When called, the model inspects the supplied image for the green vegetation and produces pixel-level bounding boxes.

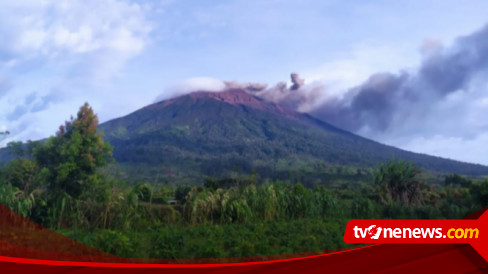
[0,103,487,259]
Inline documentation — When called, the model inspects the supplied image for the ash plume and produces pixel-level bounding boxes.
[290,73,305,90]
[256,24,488,134]
[224,81,268,92]
[248,73,322,112]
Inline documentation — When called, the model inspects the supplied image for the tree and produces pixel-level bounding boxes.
[470,180,488,208]
[35,103,113,198]
[2,159,40,193]
[7,141,25,157]
[132,182,153,202]
[444,174,472,187]
[374,159,424,206]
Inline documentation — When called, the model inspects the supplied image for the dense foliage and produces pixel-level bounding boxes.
[35,103,113,198]
[0,103,487,259]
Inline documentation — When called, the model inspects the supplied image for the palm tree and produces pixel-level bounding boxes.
[374,159,424,206]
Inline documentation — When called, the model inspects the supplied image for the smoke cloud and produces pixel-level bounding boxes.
[224,81,268,92]
[316,24,488,134]
[254,24,488,137]
[246,73,323,112]
[290,73,305,90]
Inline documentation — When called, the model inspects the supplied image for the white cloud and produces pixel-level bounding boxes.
[0,0,151,66]
[0,0,153,147]
[154,77,226,102]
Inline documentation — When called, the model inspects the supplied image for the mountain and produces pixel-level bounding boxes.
[96,89,488,183]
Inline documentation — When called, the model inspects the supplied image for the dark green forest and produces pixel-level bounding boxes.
[0,103,487,259]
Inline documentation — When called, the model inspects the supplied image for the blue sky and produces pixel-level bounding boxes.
[1,0,488,165]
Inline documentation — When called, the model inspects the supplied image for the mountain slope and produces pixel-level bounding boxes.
[98,89,488,182]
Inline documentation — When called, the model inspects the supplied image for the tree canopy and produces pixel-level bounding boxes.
[34,102,113,198]
[374,159,425,206]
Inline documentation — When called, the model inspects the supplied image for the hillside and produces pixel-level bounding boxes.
[95,89,488,183]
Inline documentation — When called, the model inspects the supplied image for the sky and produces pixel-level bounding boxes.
[1,0,488,165]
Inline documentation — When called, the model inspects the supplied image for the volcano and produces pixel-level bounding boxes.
[98,89,488,183]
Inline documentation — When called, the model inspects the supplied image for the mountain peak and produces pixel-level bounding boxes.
[151,89,298,118]
[188,89,263,106]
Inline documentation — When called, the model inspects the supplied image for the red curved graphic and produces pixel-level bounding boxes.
[0,203,487,272]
